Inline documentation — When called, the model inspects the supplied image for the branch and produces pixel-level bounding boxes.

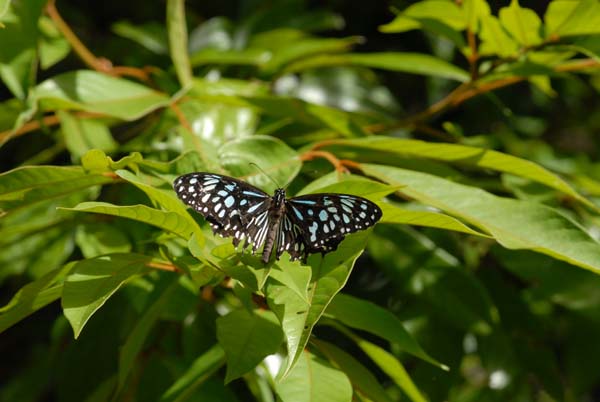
[0,111,104,143]
[45,0,151,81]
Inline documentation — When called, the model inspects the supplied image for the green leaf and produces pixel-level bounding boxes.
[159,345,226,402]
[166,0,192,88]
[479,15,520,57]
[267,231,369,378]
[463,0,491,33]
[0,223,76,281]
[498,0,543,46]
[313,339,394,402]
[297,174,394,199]
[0,0,10,21]
[80,149,144,173]
[38,15,71,69]
[217,309,284,383]
[285,52,470,82]
[0,263,73,333]
[380,203,490,237]
[275,350,352,402]
[118,276,179,388]
[65,202,198,241]
[243,96,369,138]
[379,1,467,48]
[0,165,113,214]
[174,98,259,148]
[0,0,45,99]
[363,164,600,275]
[62,253,153,338]
[317,137,594,210]
[269,257,312,304]
[380,0,466,32]
[259,36,362,74]
[75,222,132,258]
[116,169,195,221]
[326,293,446,370]
[545,0,600,37]
[190,48,271,67]
[493,248,600,310]
[58,111,118,161]
[112,20,168,54]
[350,335,428,402]
[31,70,171,120]
[218,135,302,194]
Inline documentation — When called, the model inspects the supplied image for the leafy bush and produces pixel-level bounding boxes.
[2,0,600,401]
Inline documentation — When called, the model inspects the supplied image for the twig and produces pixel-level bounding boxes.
[45,0,151,81]
[0,111,104,143]
[300,150,349,173]
[146,261,181,272]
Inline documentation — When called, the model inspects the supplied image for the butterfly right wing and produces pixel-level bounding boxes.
[173,173,272,249]
[281,193,382,260]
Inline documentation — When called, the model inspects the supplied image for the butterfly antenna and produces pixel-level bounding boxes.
[249,163,282,188]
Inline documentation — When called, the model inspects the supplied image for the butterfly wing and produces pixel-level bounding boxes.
[283,193,382,259]
[173,173,272,250]
[275,212,307,261]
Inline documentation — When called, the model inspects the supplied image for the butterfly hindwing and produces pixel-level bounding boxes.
[173,173,271,249]
[284,193,382,258]
[275,213,306,261]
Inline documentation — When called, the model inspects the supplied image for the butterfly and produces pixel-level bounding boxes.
[173,172,382,263]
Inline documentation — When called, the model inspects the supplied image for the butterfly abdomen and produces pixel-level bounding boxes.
[261,189,287,264]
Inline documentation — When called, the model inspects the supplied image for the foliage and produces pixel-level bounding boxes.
[1,0,600,401]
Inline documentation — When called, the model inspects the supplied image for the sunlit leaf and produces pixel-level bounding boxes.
[364,164,600,275]
[545,0,600,37]
[317,137,594,210]
[275,350,352,402]
[62,253,153,338]
[0,263,73,333]
[326,293,446,369]
[167,0,192,88]
[498,0,542,46]
[32,70,170,120]
[217,309,283,383]
[267,231,369,377]
[285,52,470,82]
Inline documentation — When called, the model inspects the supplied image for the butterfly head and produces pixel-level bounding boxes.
[273,188,286,208]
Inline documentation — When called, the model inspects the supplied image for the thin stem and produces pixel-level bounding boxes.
[45,0,151,81]
[46,0,112,72]
[0,111,104,143]
[300,150,349,173]
[146,261,181,272]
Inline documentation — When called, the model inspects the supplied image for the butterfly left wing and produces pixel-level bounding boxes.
[282,193,382,260]
[173,173,272,249]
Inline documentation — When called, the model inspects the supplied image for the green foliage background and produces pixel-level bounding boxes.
[2,0,600,401]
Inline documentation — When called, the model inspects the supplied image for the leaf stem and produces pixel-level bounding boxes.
[45,0,151,81]
[300,150,350,173]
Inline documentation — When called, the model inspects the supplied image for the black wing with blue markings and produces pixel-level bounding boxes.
[173,173,272,251]
[279,194,382,261]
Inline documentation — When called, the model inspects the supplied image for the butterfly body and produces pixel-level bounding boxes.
[174,173,382,263]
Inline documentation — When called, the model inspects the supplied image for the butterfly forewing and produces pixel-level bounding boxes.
[285,194,382,257]
[173,173,271,249]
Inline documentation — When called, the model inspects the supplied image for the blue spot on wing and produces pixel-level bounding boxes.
[292,199,317,205]
[291,206,303,220]
[243,190,267,197]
